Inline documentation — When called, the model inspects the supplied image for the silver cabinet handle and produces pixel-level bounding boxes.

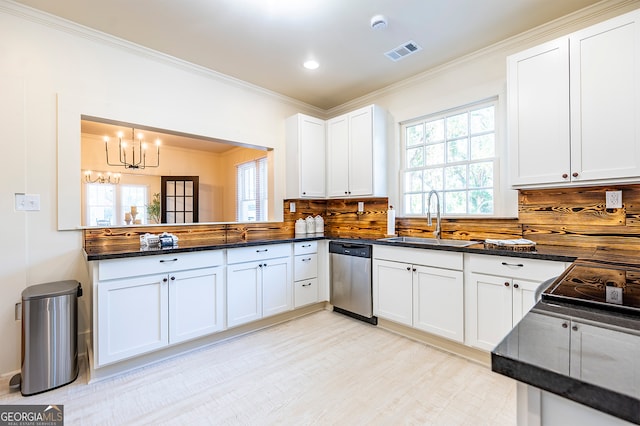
[501,262,524,267]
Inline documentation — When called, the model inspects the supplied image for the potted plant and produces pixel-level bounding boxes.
[147,192,161,224]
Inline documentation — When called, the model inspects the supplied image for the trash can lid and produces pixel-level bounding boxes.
[22,280,80,300]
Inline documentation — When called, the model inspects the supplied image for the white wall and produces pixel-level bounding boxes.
[0,0,637,377]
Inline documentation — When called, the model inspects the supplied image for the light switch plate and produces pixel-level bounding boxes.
[15,193,41,211]
[358,201,364,212]
[289,202,296,213]
[606,191,622,209]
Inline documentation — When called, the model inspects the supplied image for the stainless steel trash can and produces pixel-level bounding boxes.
[20,280,82,396]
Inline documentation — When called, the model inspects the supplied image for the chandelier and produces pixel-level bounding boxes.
[105,128,161,169]
[84,170,121,184]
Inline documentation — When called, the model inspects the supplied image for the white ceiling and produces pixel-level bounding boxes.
[14,0,602,110]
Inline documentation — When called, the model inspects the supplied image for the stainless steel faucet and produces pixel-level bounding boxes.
[427,190,441,239]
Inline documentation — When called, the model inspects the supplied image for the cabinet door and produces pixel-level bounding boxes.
[508,37,570,186]
[373,259,413,326]
[467,273,512,351]
[348,106,374,196]
[299,115,326,197]
[294,278,318,308]
[262,257,293,317]
[227,261,262,327]
[570,11,640,182]
[169,267,224,344]
[570,321,640,399]
[516,312,570,376]
[326,114,350,196]
[511,277,543,326]
[294,253,317,281]
[413,265,464,342]
[97,274,168,366]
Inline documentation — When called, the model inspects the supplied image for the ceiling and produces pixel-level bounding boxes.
[14,0,603,110]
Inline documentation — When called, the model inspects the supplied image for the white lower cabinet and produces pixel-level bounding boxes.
[373,246,464,342]
[168,267,225,344]
[293,241,319,308]
[465,254,567,351]
[98,273,168,366]
[413,265,464,342]
[373,259,413,326]
[226,244,293,328]
[95,252,224,367]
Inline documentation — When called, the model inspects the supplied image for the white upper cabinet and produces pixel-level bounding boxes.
[285,113,326,198]
[327,105,387,197]
[508,38,570,186]
[508,9,640,188]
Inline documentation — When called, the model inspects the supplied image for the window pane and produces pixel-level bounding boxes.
[469,162,494,188]
[405,193,423,215]
[445,191,467,214]
[185,181,193,196]
[425,143,444,166]
[166,197,175,211]
[423,168,443,191]
[406,124,424,147]
[401,100,496,217]
[445,165,467,190]
[471,106,495,133]
[425,119,444,143]
[176,181,184,196]
[469,190,494,214]
[407,146,424,168]
[447,138,468,163]
[166,181,175,196]
[446,113,468,139]
[470,134,495,160]
[405,170,423,192]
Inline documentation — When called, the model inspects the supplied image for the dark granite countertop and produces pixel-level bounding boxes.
[86,233,598,262]
[84,235,326,261]
[492,299,640,424]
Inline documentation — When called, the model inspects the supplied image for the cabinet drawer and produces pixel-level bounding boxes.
[227,243,291,264]
[294,241,318,255]
[294,253,317,281]
[98,250,224,281]
[373,245,463,270]
[294,278,318,308]
[467,254,567,281]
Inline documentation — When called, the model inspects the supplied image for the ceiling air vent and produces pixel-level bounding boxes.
[385,41,422,62]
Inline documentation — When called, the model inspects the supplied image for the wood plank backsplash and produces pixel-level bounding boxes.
[84,185,640,252]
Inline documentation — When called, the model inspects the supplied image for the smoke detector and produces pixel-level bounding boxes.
[370,14,388,30]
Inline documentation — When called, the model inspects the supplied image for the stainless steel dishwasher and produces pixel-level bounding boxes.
[329,241,377,325]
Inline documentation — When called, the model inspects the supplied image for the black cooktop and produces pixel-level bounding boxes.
[542,260,640,314]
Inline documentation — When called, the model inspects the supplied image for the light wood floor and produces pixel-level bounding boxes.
[0,310,516,425]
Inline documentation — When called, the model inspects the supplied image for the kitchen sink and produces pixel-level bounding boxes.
[378,236,480,247]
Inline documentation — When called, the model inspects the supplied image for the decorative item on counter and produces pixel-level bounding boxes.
[305,216,315,234]
[314,215,324,233]
[130,206,138,223]
[159,232,178,247]
[295,218,306,235]
[140,233,160,248]
[124,212,132,225]
[386,205,396,236]
[484,238,536,252]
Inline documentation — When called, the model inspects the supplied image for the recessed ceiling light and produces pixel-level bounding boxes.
[303,60,319,70]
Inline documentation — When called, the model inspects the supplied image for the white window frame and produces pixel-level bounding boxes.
[236,157,268,222]
[84,182,149,226]
[400,97,507,218]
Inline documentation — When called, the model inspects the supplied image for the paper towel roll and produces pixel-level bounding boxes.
[387,206,395,236]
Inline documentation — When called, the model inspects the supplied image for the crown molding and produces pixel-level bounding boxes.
[326,0,640,117]
[0,0,326,117]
